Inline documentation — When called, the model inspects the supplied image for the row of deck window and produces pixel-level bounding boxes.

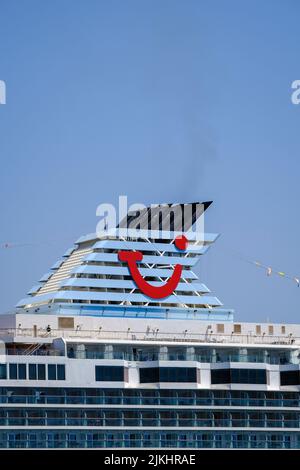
[0,364,65,381]
[0,387,300,406]
[0,408,299,428]
[67,344,298,365]
[95,365,300,385]
[0,364,299,386]
[0,431,298,448]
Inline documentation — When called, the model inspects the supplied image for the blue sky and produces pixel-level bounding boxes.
[0,0,299,323]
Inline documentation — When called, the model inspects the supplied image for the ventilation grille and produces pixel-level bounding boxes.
[35,247,93,296]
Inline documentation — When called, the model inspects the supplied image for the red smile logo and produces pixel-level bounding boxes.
[118,235,188,299]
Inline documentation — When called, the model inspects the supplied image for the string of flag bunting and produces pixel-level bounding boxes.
[250,260,299,287]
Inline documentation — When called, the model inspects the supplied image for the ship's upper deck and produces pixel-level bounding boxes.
[1,312,300,349]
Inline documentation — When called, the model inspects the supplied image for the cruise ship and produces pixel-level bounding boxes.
[0,202,300,449]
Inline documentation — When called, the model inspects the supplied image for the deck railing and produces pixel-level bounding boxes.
[0,327,297,346]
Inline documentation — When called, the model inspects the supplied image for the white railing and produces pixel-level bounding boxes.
[1,328,298,346]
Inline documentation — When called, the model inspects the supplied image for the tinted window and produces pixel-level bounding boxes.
[0,364,6,380]
[211,368,266,384]
[38,365,46,380]
[281,371,300,385]
[48,365,56,380]
[231,369,266,384]
[140,368,159,383]
[211,369,231,384]
[95,366,124,382]
[140,367,197,383]
[29,365,37,380]
[57,365,65,380]
[9,364,17,380]
[160,367,197,383]
[18,364,26,380]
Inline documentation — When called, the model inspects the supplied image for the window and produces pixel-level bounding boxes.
[38,364,46,380]
[211,369,231,384]
[95,366,124,382]
[9,364,26,380]
[48,364,65,380]
[57,365,65,380]
[160,367,197,383]
[139,367,197,383]
[280,371,300,386]
[18,364,26,380]
[29,364,37,380]
[256,325,261,335]
[217,324,224,334]
[28,364,47,380]
[281,326,286,334]
[268,325,274,335]
[211,368,267,384]
[233,324,241,334]
[232,369,266,384]
[140,368,159,383]
[0,364,7,379]
[48,365,56,380]
[9,364,17,380]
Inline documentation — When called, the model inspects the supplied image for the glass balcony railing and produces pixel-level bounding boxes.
[0,417,298,428]
[0,394,300,407]
[6,350,63,357]
[0,387,299,407]
[67,350,296,365]
[0,431,297,449]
